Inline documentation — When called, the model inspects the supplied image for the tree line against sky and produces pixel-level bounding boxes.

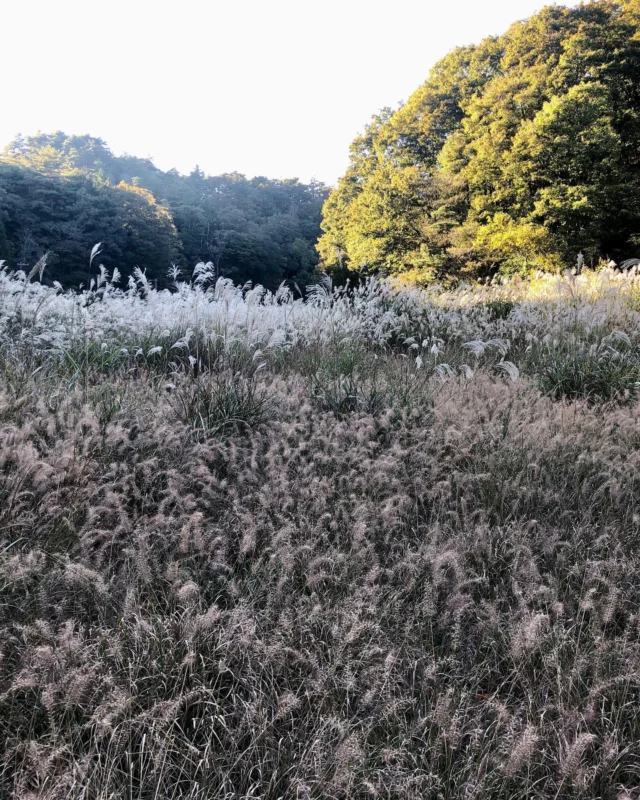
[318,0,640,283]
[0,133,328,290]
[4,1,640,289]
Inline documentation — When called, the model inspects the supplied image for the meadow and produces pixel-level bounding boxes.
[2,260,640,799]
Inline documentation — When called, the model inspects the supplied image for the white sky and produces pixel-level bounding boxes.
[2,0,575,186]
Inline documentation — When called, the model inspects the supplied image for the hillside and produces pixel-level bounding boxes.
[318,0,640,282]
[0,133,328,290]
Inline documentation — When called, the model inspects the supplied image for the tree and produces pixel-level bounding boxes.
[318,0,640,281]
[0,134,329,290]
[0,163,183,286]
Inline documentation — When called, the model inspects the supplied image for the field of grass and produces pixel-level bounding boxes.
[2,262,640,799]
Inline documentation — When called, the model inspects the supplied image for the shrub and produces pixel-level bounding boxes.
[482,299,515,321]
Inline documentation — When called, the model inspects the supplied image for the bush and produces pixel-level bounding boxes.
[4,259,640,798]
[482,299,515,321]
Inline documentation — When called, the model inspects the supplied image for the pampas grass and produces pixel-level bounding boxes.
[2,257,640,797]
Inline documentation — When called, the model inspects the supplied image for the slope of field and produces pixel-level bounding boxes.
[2,263,640,798]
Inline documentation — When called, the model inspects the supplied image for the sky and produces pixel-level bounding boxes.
[3,0,576,186]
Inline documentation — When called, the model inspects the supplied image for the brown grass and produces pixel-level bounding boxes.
[2,362,640,799]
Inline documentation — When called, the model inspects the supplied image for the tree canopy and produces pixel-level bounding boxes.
[318,0,640,282]
[0,133,328,289]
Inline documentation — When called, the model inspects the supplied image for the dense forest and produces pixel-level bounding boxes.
[0,134,328,289]
[318,0,640,283]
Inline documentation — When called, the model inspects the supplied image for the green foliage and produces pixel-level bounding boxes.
[531,340,640,403]
[307,347,388,415]
[481,299,516,321]
[319,0,640,281]
[305,346,434,420]
[310,368,387,415]
[167,370,274,435]
[473,213,559,273]
[0,161,182,287]
[0,133,329,290]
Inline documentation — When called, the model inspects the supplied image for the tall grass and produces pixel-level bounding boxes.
[2,260,640,797]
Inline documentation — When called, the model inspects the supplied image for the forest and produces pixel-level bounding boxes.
[319,0,640,283]
[5,2,640,289]
[0,133,328,290]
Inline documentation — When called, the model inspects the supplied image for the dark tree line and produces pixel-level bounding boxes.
[0,133,328,290]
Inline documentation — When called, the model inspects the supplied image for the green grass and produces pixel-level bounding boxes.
[167,368,275,436]
[529,340,640,403]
